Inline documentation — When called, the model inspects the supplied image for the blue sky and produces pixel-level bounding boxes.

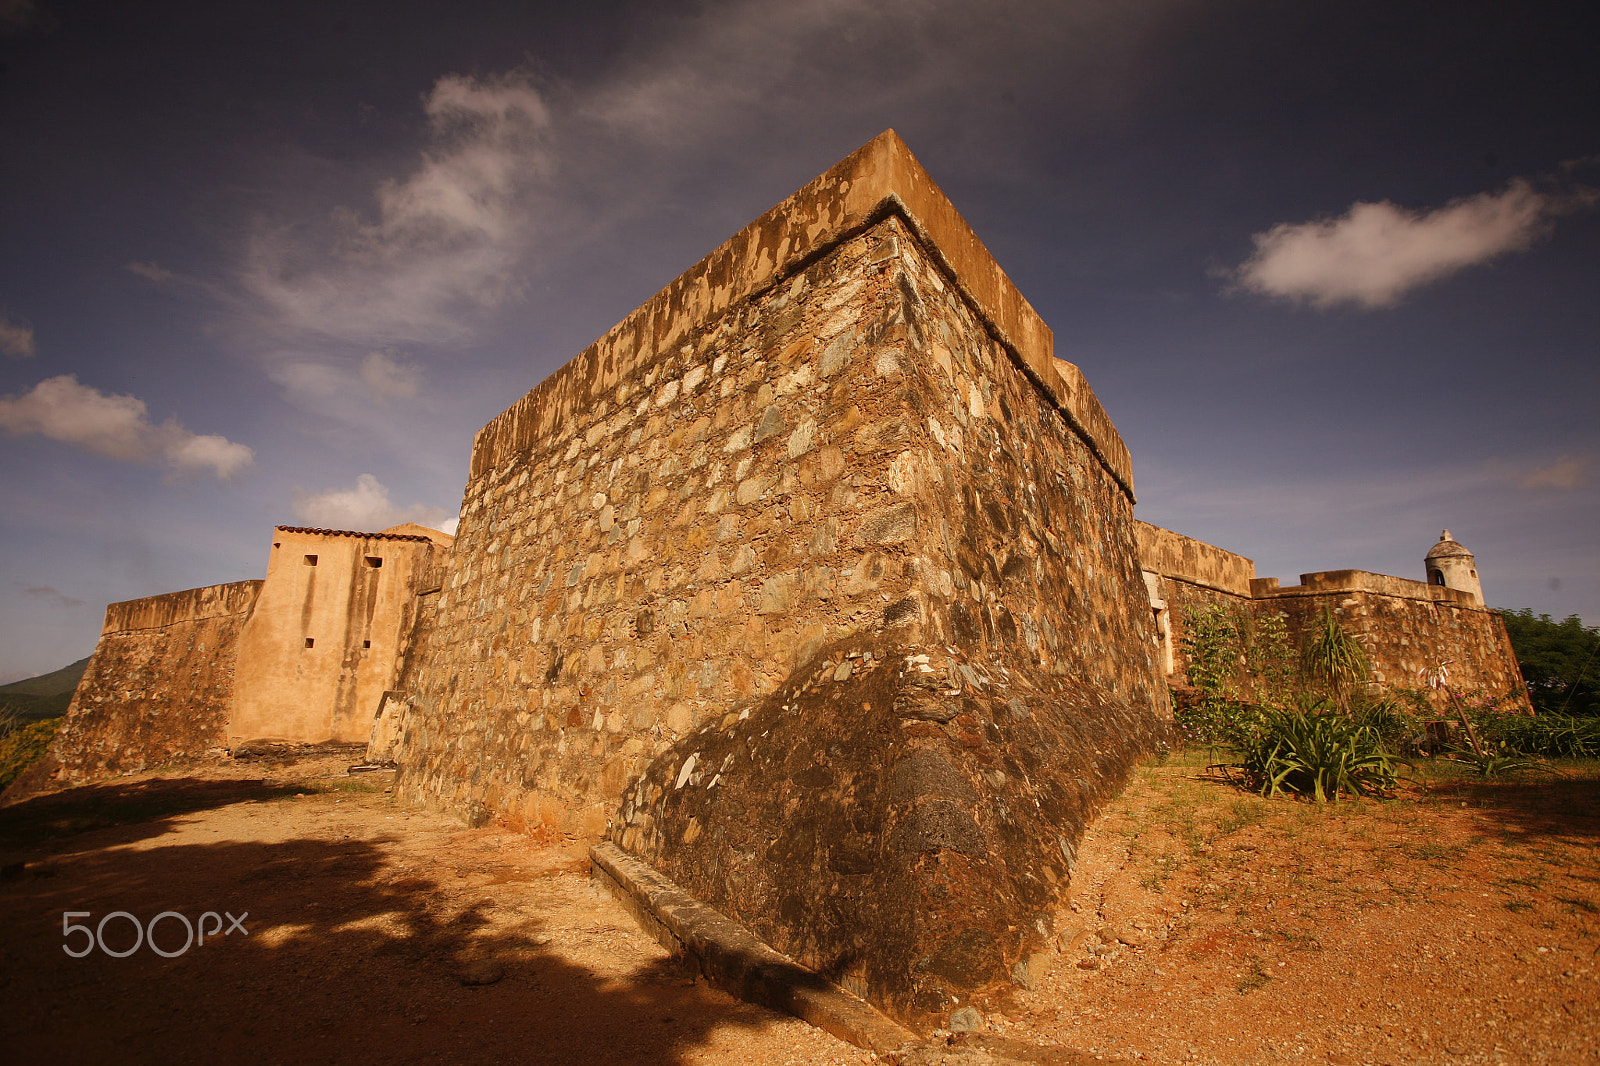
[0,0,1595,681]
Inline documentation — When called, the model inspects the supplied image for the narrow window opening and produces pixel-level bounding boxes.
[365,556,383,568]
[304,554,318,566]
[1429,569,1444,585]
[304,638,315,649]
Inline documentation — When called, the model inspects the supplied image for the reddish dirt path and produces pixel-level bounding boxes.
[996,759,1600,1065]
[1,754,1595,1065]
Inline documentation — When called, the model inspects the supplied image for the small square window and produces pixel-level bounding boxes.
[362,640,371,649]
[304,638,315,649]
[365,556,383,568]
[304,555,318,566]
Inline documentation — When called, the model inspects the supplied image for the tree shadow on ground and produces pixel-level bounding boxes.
[0,776,305,855]
[1422,767,1600,842]
[0,823,794,1065]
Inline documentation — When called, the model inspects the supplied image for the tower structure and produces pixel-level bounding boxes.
[1425,529,1483,603]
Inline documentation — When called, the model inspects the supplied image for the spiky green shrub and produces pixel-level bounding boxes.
[1348,695,1422,752]
[1445,740,1555,778]
[1232,707,1401,801]
[1301,607,1370,709]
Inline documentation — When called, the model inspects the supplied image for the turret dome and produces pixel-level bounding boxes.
[1426,529,1474,561]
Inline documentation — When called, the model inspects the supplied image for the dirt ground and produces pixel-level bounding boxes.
[0,753,1595,1065]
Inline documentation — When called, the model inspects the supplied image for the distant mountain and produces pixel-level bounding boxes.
[0,657,91,724]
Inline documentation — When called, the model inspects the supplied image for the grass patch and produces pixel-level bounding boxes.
[1407,841,1468,865]
[1236,956,1274,993]
[1141,851,1183,892]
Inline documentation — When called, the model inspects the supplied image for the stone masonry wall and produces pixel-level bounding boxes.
[1136,523,1526,710]
[391,213,984,834]
[604,216,1168,1023]
[51,580,263,782]
[1144,572,1254,679]
[390,132,1163,844]
[383,130,1168,1026]
[1259,576,1529,710]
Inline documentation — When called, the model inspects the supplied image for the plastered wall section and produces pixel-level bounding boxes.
[392,205,1160,838]
[229,528,439,745]
[52,580,262,781]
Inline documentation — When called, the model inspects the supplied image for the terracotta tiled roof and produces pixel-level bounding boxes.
[274,525,437,543]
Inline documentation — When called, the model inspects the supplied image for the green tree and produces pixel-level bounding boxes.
[0,717,61,789]
[1500,609,1599,715]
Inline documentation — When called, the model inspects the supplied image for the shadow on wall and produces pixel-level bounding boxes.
[0,781,791,1065]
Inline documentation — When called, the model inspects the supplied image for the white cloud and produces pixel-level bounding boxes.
[0,313,35,358]
[0,374,254,479]
[360,351,421,399]
[292,473,457,534]
[1229,178,1596,309]
[242,71,551,348]
[125,260,176,283]
[25,584,84,609]
[266,352,422,421]
[269,361,347,409]
[1511,454,1591,491]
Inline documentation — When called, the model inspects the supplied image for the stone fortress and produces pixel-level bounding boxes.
[34,133,1527,1031]
[49,523,452,781]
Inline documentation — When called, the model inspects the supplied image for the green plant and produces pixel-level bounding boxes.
[1445,740,1556,779]
[1232,707,1401,801]
[1348,694,1421,751]
[1175,605,1299,746]
[1180,606,1241,710]
[1236,955,1274,993]
[1301,607,1370,709]
[1483,713,1600,758]
[1238,610,1298,705]
[1500,608,1600,715]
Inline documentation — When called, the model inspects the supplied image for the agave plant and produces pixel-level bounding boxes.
[1302,608,1370,711]
[1445,740,1556,778]
[1233,706,1401,801]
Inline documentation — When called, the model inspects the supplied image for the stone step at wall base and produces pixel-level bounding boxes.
[590,839,917,1056]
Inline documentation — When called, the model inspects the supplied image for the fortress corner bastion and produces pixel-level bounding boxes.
[385,130,1169,1024]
